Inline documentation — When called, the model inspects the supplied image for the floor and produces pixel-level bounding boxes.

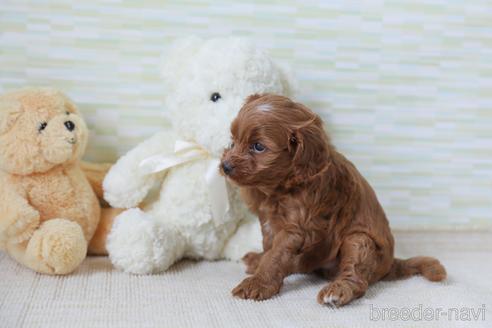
[0,232,491,328]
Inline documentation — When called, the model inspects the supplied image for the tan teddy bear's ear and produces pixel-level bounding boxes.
[0,98,23,135]
[60,92,79,114]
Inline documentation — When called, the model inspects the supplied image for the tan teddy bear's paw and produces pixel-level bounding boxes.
[25,219,87,275]
[6,208,40,244]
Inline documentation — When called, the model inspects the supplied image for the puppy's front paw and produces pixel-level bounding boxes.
[242,252,263,274]
[232,275,281,301]
[317,280,356,307]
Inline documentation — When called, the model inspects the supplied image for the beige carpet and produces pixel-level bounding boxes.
[0,232,491,328]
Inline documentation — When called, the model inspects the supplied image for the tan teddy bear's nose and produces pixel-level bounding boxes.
[64,120,75,131]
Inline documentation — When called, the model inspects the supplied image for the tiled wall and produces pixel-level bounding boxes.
[1,0,491,229]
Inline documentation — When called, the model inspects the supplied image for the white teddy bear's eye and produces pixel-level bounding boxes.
[210,92,221,102]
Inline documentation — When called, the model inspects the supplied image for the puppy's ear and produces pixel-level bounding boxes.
[287,133,298,154]
[290,115,328,174]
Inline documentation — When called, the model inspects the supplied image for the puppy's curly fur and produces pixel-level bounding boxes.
[221,94,446,306]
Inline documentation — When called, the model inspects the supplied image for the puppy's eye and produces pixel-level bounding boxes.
[38,122,48,132]
[210,92,221,102]
[66,111,70,115]
[251,143,266,153]
[229,141,235,149]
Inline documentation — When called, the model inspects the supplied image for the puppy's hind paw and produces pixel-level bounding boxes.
[317,280,357,307]
[322,293,340,307]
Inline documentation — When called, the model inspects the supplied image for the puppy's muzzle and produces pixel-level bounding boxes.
[221,161,234,175]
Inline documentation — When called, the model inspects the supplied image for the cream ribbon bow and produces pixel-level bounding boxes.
[138,140,230,225]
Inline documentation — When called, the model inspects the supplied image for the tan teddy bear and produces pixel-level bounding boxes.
[0,87,119,275]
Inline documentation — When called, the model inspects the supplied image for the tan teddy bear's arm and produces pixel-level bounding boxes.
[79,162,128,256]
[0,182,40,249]
[80,161,113,199]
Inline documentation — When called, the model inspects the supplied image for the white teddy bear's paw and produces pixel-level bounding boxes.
[221,216,263,261]
[103,169,148,209]
[107,208,185,274]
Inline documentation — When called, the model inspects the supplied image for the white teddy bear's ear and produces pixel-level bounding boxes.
[274,62,298,98]
[160,36,204,93]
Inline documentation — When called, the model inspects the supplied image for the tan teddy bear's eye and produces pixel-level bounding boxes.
[38,122,48,132]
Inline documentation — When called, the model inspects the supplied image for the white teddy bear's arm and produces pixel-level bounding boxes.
[103,130,176,208]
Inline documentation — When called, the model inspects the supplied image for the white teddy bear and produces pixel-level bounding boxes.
[103,37,294,274]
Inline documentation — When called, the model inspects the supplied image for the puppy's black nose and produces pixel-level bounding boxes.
[64,120,75,131]
[221,161,234,175]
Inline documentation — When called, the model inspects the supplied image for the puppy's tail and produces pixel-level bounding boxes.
[383,257,447,282]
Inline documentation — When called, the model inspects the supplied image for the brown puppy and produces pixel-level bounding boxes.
[221,94,446,307]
